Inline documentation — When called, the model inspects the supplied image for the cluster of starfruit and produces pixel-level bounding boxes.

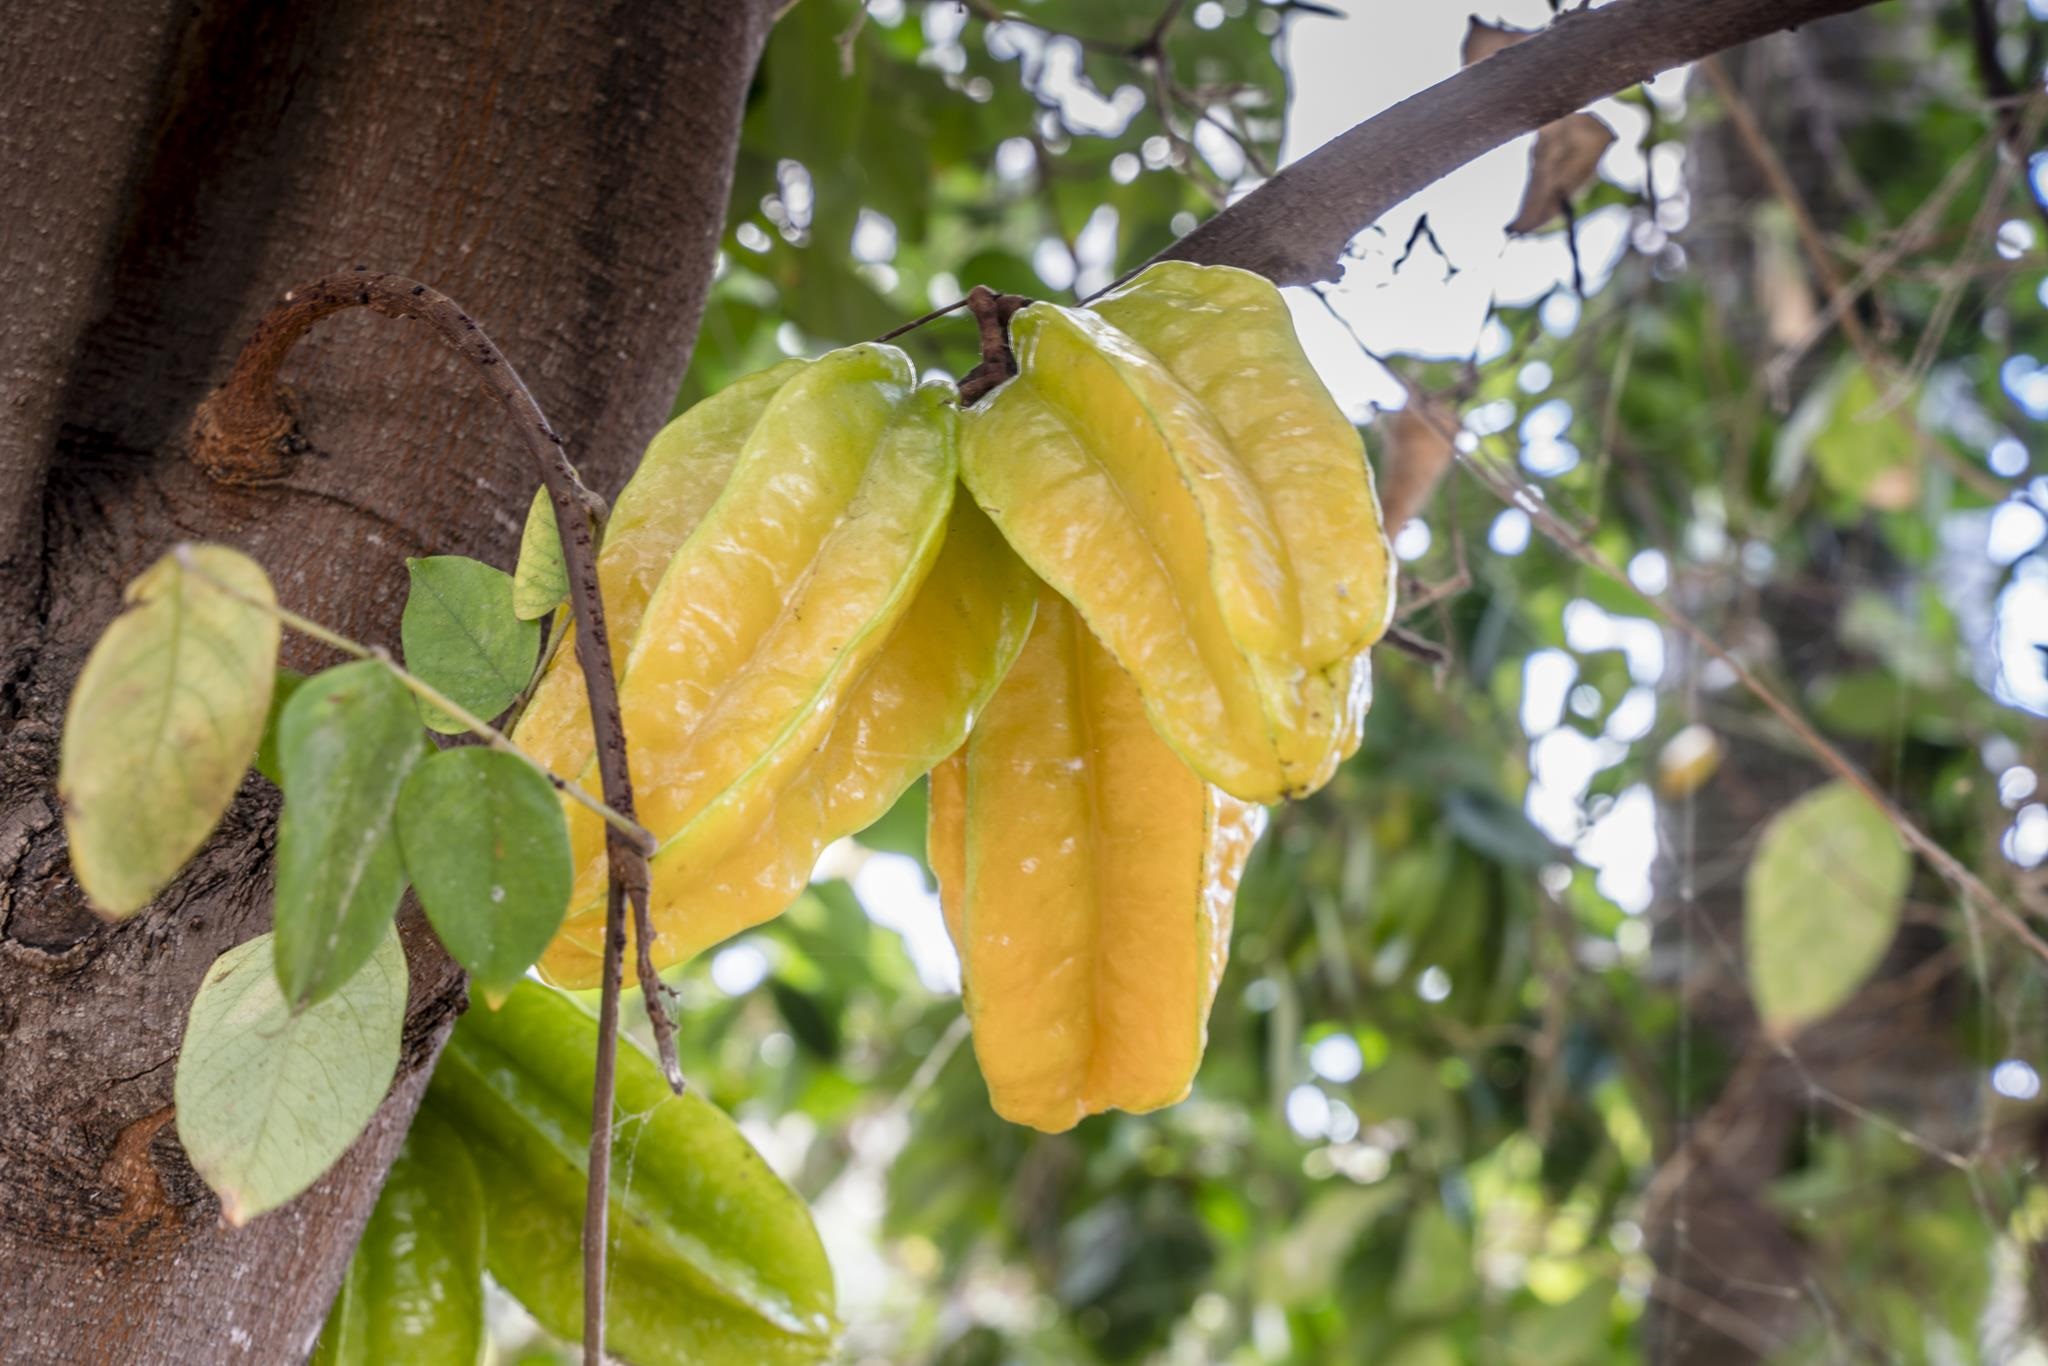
[519,262,1394,1133]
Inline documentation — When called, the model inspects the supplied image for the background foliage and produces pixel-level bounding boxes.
[495,2,2048,1360]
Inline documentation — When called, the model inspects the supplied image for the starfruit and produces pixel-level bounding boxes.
[532,345,957,976]
[514,358,806,787]
[422,981,839,1364]
[960,262,1393,803]
[312,1109,485,1365]
[929,587,1265,1133]
[540,497,1035,987]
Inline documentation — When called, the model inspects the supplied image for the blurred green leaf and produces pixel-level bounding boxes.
[1744,780,1909,1034]
[512,488,568,622]
[59,544,279,916]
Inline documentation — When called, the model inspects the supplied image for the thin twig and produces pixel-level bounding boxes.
[1382,623,1451,668]
[584,874,626,1361]
[1703,58,2011,500]
[191,270,670,1365]
[175,550,645,845]
[872,294,972,344]
[1699,56,1869,358]
[1413,407,2048,969]
[1967,0,2048,236]
[1895,96,2043,400]
[836,0,874,77]
[503,603,578,732]
[1764,137,1991,392]
[1136,0,1189,57]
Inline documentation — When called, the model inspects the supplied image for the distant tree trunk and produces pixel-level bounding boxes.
[0,2,778,1359]
[1642,12,1983,1361]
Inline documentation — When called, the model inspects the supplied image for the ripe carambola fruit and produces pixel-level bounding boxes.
[422,981,839,1364]
[311,1108,486,1365]
[513,358,806,789]
[540,496,1036,987]
[928,588,1264,1133]
[531,345,956,975]
[959,261,1393,803]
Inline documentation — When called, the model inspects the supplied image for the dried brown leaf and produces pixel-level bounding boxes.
[1461,16,1535,67]
[1507,112,1616,235]
[1377,392,1460,535]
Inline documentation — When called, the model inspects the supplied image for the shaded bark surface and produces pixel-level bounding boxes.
[0,1,777,1359]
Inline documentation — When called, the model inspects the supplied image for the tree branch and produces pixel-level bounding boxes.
[1967,0,2048,235]
[1150,0,1886,286]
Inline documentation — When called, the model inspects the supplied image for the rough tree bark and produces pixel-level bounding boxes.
[0,1,779,1360]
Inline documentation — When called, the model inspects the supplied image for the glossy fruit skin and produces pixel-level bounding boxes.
[513,360,805,792]
[422,981,839,1365]
[535,347,957,978]
[540,496,1035,987]
[929,587,1264,1133]
[311,1108,486,1366]
[1090,262,1394,667]
[960,262,1392,802]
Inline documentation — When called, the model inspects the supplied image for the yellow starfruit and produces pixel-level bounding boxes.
[929,587,1263,1132]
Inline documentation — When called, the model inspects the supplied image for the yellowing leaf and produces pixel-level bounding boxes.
[512,486,569,621]
[60,544,279,916]
[1745,780,1909,1035]
[1811,366,1922,511]
[174,925,406,1226]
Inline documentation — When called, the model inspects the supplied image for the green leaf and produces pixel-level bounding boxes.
[423,981,841,1363]
[400,556,539,733]
[1442,790,1556,868]
[1383,1336,1465,1366]
[956,249,1042,298]
[512,487,569,621]
[1809,365,1921,511]
[1258,1186,1403,1307]
[395,748,571,1001]
[1744,780,1910,1034]
[1390,1203,1476,1318]
[253,668,306,787]
[1504,1284,1613,1366]
[59,544,280,916]
[273,661,424,1009]
[173,925,406,1226]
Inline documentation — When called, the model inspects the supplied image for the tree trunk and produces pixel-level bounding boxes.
[0,2,778,1359]
[1641,13,1984,1361]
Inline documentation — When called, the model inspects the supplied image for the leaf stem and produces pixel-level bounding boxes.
[173,548,648,848]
